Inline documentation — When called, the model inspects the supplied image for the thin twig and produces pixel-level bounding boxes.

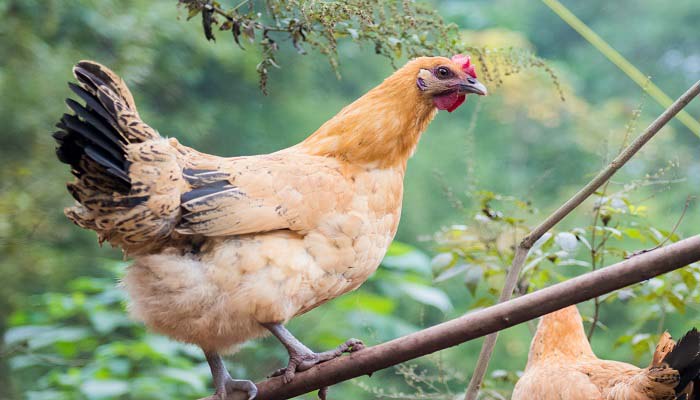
[587,221,615,339]
[587,297,602,339]
[463,80,700,400]
[625,195,695,259]
[586,180,608,340]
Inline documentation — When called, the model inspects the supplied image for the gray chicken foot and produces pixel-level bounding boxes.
[203,351,258,400]
[263,323,364,398]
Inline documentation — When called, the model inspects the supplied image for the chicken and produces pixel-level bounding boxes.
[512,305,700,400]
[52,56,487,399]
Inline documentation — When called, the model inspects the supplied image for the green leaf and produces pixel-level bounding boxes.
[336,292,396,315]
[680,270,698,291]
[398,283,452,312]
[556,258,591,268]
[89,310,132,334]
[160,368,207,393]
[433,263,470,283]
[385,241,418,256]
[616,289,636,301]
[531,232,553,251]
[430,252,454,273]
[631,333,650,345]
[464,265,484,295]
[491,369,508,379]
[382,243,431,275]
[186,7,201,21]
[555,232,578,253]
[26,391,70,400]
[575,234,592,250]
[603,226,623,238]
[614,334,633,347]
[654,228,681,243]
[28,327,91,350]
[4,325,56,346]
[623,227,645,241]
[666,293,686,313]
[80,380,129,399]
[346,311,419,340]
[9,355,43,370]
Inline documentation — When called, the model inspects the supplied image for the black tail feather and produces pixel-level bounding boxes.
[54,64,136,192]
[83,146,129,183]
[73,66,110,97]
[665,328,700,394]
[692,376,700,400]
[53,127,84,168]
[60,114,124,163]
[64,98,123,146]
[67,82,119,130]
[53,61,180,253]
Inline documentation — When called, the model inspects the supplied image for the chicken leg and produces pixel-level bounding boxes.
[264,323,364,384]
[203,351,257,400]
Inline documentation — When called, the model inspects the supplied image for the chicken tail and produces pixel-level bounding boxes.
[663,328,700,397]
[54,61,184,254]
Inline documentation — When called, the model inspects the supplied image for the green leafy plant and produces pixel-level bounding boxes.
[4,265,212,400]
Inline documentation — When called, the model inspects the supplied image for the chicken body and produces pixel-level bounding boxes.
[512,305,700,400]
[124,150,404,351]
[54,56,486,398]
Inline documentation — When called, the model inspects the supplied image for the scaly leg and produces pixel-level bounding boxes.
[263,323,363,398]
[203,351,258,400]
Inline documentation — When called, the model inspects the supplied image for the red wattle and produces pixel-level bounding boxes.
[434,92,466,112]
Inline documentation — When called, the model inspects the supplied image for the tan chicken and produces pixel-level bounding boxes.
[52,56,487,399]
[512,305,700,400]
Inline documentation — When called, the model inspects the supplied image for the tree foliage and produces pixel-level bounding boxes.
[179,0,460,92]
[177,0,560,96]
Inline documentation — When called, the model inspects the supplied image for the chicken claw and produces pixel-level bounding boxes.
[203,351,258,400]
[269,337,364,382]
[264,323,364,386]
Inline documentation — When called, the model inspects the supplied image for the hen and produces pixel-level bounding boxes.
[52,56,487,399]
[512,305,700,400]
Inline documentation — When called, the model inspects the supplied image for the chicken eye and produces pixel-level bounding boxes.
[436,66,451,79]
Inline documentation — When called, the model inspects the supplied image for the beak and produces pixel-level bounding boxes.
[458,78,488,96]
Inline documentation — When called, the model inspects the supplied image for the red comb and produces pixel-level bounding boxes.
[451,54,477,79]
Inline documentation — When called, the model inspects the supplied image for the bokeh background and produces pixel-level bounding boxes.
[2,0,699,399]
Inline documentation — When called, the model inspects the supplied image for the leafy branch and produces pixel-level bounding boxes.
[178,0,563,97]
[179,0,458,93]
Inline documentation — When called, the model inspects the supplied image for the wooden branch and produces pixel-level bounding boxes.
[463,79,700,400]
[221,235,700,400]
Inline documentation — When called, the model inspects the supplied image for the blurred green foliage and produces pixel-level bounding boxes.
[1,0,699,399]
